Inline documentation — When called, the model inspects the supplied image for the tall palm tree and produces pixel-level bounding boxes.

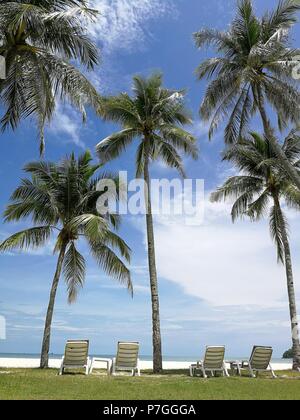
[96,74,198,373]
[194,0,300,189]
[0,151,132,368]
[0,0,101,154]
[211,131,300,370]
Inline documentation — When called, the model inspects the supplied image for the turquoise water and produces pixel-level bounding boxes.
[0,353,291,363]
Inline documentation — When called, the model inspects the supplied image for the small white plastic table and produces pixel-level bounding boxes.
[90,358,112,375]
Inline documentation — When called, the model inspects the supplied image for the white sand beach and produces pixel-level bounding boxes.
[0,358,292,371]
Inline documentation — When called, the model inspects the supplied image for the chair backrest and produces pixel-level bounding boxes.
[116,342,139,368]
[203,346,225,369]
[64,340,89,366]
[249,346,273,370]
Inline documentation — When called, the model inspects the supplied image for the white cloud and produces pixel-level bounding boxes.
[90,0,176,53]
[48,104,85,148]
[191,121,210,140]
[133,195,300,308]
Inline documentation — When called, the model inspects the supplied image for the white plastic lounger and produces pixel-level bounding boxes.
[59,340,90,376]
[189,346,229,378]
[232,346,277,379]
[111,342,140,377]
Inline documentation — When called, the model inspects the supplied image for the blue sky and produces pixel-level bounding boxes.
[1,0,300,358]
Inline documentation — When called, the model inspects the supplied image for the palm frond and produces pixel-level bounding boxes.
[160,125,198,159]
[63,241,86,303]
[136,141,146,178]
[231,191,255,222]
[247,190,270,220]
[96,129,138,163]
[154,136,185,177]
[102,231,131,262]
[283,184,300,210]
[224,86,252,144]
[211,176,263,203]
[200,70,241,122]
[68,214,108,242]
[262,0,300,43]
[99,94,141,126]
[88,240,133,296]
[194,29,237,54]
[269,204,287,263]
[0,226,52,252]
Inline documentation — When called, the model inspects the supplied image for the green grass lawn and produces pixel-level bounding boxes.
[0,369,300,400]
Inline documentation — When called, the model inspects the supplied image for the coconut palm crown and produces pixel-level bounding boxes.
[97,74,198,177]
[0,151,132,368]
[0,0,101,154]
[194,0,300,188]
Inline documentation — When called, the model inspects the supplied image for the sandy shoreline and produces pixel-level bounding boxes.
[0,358,293,371]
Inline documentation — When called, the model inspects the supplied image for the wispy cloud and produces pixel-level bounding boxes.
[90,0,176,54]
[190,120,210,140]
[47,104,86,149]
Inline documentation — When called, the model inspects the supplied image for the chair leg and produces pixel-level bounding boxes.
[111,363,116,376]
[223,363,230,377]
[269,364,277,379]
[89,359,94,375]
[59,359,64,376]
[249,363,256,378]
[87,358,92,375]
[189,366,194,377]
[201,367,208,379]
[108,361,112,376]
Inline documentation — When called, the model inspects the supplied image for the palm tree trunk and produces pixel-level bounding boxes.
[40,242,67,369]
[257,89,300,191]
[275,198,300,371]
[143,151,163,373]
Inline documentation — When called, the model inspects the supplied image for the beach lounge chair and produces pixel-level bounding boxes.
[189,346,229,378]
[230,346,277,378]
[111,342,141,376]
[59,340,90,375]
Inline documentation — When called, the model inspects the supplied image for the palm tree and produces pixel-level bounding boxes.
[0,151,132,369]
[96,73,198,373]
[211,130,300,370]
[0,0,101,154]
[194,0,300,189]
